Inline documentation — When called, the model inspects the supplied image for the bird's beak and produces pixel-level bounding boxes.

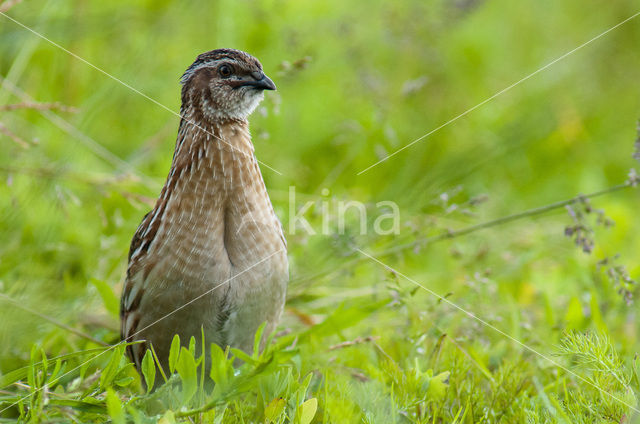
[244,72,276,91]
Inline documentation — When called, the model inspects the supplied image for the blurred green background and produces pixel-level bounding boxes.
[1,0,639,421]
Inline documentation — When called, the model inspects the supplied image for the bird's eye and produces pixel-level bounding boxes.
[218,64,233,78]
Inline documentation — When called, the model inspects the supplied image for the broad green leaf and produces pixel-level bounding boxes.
[114,376,134,387]
[202,409,217,424]
[210,343,232,388]
[158,410,176,424]
[141,349,156,391]
[168,334,181,374]
[264,397,286,423]
[298,398,318,424]
[176,347,197,404]
[230,347,256,365]
[100,345,125,389]
[427,371,450,400]
[106,388,125,424]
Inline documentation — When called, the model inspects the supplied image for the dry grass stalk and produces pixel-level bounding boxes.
[0,102,78,113]
[0,122,29,148]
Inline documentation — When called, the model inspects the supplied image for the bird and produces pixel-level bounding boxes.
[120,48,288,377]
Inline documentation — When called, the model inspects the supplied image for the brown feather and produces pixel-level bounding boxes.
[120,49,288,379]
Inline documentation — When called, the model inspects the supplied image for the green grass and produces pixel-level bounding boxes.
[1,0,640,422]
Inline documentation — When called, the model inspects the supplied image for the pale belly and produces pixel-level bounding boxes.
[132,237,288,372]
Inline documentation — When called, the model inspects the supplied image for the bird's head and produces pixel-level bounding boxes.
[180,48,276,122]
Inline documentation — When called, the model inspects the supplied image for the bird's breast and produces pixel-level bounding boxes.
[140,121,286,291]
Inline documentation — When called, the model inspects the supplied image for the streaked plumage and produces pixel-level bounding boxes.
[120,49,288,375]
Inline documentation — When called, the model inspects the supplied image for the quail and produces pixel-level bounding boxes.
[120,49,288,376]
